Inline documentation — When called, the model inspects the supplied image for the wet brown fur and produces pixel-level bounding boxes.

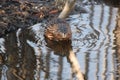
[44,18,71,41]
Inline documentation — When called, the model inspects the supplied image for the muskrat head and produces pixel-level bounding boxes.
[44,18,72,41]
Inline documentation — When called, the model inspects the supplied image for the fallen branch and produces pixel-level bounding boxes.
[58,0,76,19]
[67,49,84,80]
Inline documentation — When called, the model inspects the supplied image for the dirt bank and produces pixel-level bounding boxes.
[0,0,61,37]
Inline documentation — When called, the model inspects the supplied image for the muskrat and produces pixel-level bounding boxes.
[44,18,72,41]
[44,0,76,41]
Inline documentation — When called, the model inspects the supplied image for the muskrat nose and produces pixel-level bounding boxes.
[62,33,66,38]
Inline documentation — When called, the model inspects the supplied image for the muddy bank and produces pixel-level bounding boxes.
[0,0,88,37]
[0,0,62,37]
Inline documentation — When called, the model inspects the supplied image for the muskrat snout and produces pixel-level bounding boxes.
[61,33,67,38]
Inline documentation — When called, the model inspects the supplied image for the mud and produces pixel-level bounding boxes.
[0,0,61,37]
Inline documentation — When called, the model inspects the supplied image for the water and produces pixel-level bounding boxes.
[0,4,119,80]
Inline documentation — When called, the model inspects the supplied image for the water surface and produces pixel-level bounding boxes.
[0,4,119,80]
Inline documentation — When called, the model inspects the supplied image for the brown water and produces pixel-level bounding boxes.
[0,4,119,80]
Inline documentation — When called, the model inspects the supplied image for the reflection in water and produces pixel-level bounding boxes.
[1,31,36,80]
[44,49,50,79]
[93,0,120,7]
[5,33,21,80]
[19,32,36,80]
[57,56,63,80]
[0,3,119,80]
[45,38,84,79]
[45,37,72,56]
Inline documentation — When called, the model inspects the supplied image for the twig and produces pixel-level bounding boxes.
[58,0,76,19]
[67,49,84,80]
